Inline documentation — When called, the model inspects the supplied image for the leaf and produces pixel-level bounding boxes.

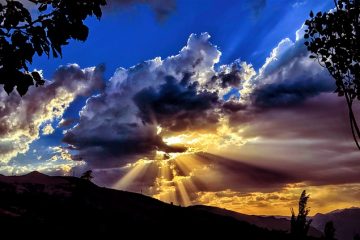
[31,71,43,83]
[16,73,34,96]
[4,83,14,95]
[310,11,314,18]
[0,0,105,96]
[39,4,47,11]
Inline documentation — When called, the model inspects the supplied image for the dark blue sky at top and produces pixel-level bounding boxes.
[12,0,333,166]
[31,0,332,78]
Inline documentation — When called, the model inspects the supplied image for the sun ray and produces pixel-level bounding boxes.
[113,159,152,190]
[113,144,226,206]
[175,177,191,206]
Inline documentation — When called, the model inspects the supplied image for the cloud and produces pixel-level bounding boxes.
[208,60,256,97]
[63,33,218,167]
[133,74,219,132]
[63,33,255,168]
[195,183,360,215]
[42,124,55,135]
[219,28,360,190]
[0,64,103,164]
[240,37,334,109]
[192,152,298,192]
[62,29,358,191]
[58,118,76,128]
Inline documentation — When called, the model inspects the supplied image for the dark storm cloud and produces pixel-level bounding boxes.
[63,33,224,168]
[230,93,360,187]
[62,32,337,171]
[133,75,219,132]
[251,75,334,108]
[64,128,174,167]
[210,62,244,89]
[242,37,334,110]
[104,0,176,20]
[192,152,299,192]
[221,100,247,113]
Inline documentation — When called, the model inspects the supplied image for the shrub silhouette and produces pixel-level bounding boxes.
[304,0,360,150]
[80,170,94,181]
[324,221,336,240]
[0,0,106,96]
[290,190,312,240]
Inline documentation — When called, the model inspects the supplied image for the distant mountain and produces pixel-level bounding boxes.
[0,171,317,239]
[190,205,322,237]
[312,207,360,240]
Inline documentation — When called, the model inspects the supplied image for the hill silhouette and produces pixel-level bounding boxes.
[0,171,322,239]
[191,205,322,237]
[312,207,360,240]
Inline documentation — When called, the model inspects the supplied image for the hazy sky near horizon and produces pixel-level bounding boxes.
[1,0,359,215]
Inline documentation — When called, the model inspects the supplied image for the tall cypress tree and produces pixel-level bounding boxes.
[290,190,312,240]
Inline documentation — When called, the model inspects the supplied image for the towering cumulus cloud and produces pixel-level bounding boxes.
[0,64,103,164]
[63,33,253,168]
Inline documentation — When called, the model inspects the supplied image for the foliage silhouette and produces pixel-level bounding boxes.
[0,0,106,96]
[80,170,94,181]
[291,190,313,240]
[354,234,360,240]
[324,221,336,240]
[304,0,360,149]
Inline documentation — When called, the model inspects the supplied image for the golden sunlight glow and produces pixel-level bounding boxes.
[156,125,163,135]
[113,152,208,206]
[196,183,360,216]
[113,117,360,215]
[163,135,186,146]
[113,116,254,207]
[161,117,252,154]
[114,159,153,189]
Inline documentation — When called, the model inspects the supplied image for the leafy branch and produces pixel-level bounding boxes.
[0,0,106,96]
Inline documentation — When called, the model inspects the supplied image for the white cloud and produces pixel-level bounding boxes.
[0,64,103,164]
[42,124,55,135]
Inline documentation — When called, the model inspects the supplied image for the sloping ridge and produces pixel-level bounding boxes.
[190,205,322,237]
[0,171,307,239]
[312,207,360,240]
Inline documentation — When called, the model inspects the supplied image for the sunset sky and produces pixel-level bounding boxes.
[1,0,359,216]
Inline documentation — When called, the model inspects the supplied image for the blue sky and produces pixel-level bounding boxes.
[31,0,332,76]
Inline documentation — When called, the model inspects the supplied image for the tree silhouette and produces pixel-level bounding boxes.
[290,190,312,240]
[304,0,360,150]
[80,170,94,181]
[354,234,360,240]
[324,221,337,240]
[0,0,106,96]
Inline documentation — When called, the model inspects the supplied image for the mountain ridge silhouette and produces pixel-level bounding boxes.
[0,171,341,238]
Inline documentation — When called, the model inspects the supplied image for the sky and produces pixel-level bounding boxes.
[1,0,360,216]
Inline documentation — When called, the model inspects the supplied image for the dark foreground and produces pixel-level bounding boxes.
[0,172,319,239]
